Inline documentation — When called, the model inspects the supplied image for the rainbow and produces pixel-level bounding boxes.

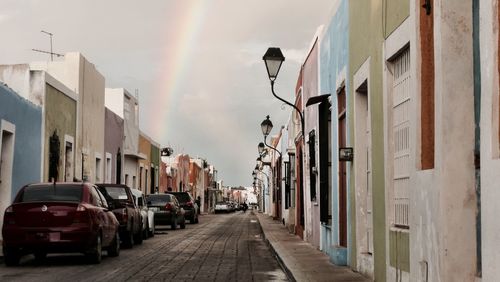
[152,1,208,140]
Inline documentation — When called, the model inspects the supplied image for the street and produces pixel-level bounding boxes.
[0,211,288,282]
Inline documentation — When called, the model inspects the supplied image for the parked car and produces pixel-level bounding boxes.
[169,192,199,224]
[146,194,186,230]
[96,184,142,248]
[214,202,230,213]
[130,188,155,238]
[2,182,120,266]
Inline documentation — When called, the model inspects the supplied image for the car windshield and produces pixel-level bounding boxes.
[171,192,190,203]
[147,194,172,205]
[97,186,133,205]
[19,185,82,203]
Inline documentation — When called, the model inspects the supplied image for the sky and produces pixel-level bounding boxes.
[0,0,335,187]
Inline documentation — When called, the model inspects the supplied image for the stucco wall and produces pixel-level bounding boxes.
[44,83,77,182]
[319,0,350,266]
[138,133,151,193]
[33,53,105,182]
[303,36,321,249]
[0,84,42,234]
[480,0,500,280]
[104,108,124,184]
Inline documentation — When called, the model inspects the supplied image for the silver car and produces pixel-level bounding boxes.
[131,189,155,238]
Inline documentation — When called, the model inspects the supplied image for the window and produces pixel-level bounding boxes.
[95,157,101,183]
[284,161,290,209]
[308,130,316,201]
[390,48,411,228]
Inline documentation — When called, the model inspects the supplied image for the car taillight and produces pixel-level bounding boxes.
[4,206,15,225]
[186,201,193,207]
[74,205,89,223]
[165,203,173,210]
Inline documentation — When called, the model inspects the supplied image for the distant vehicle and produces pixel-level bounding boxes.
[146,194,186,230]
[2,182,120,266]
[130,189,155,238]
[96,184,143,248]
[214,202,230,213]
[169,192,199,224]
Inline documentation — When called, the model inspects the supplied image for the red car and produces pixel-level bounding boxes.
[2,182,120,266]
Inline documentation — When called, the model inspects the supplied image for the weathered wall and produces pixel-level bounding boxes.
[138,133,151,193]
[480,0,500,280]
[303,36,321,249]
[319,0,350,266]
[0,84,42,236]
[349,2,384,281]
[43,83,77,182]
[104,107,124,184]
[33,53,105,182]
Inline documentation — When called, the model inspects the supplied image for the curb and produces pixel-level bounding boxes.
[254,212,296,282]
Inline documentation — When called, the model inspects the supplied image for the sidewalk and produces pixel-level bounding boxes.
[256,212,370,282]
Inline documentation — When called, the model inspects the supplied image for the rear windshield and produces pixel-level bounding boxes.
[146,194,172,205]
[20,185,83,203]
[97,186,132,204]
[170,193,190,203]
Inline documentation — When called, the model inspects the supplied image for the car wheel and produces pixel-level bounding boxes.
[34,251,47,263]
[171,217,177,230]
[134,226,143,245]
[87,233,102,264]
[123,227,134,248]
[4,247,20,266]
[148,223,155,237]
[107,231,120,257]
[143,222,149,239]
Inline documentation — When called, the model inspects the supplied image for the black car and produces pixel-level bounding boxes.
[96,184,143,248]
[169,192,199,224]
[146,194,186,230]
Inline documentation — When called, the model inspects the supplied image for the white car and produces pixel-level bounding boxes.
[131,189,155,238]
[215,202,230,213]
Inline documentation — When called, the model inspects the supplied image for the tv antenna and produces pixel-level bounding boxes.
[32,30,63,61]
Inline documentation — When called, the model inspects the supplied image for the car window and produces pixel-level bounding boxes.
[146,194,171,205]
[89,187,103,207]
[19,184,83,203]
[98,186,133,204]
[171,192,190,203]
[95,187,109,208]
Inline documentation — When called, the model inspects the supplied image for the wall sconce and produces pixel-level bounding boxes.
[339,147,354,162]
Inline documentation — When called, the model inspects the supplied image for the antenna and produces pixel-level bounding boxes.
[33,30,64,61]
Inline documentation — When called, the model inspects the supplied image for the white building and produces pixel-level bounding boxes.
[105,88,145,189]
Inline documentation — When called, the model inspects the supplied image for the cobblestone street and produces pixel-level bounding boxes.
[0,211,288,282]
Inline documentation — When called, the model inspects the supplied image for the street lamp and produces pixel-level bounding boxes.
[258,142,265,154]
[260,116,282,158]
[263,47,285,82]
[263,47,304,136]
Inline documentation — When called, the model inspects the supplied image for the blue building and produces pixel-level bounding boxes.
[0,83,42,234]
[318,0,350,266]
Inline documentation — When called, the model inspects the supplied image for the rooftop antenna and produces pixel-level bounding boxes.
[32,30,64,61]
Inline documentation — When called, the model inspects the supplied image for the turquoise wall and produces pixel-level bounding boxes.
[319,0,349,266]
[0,84,42,199]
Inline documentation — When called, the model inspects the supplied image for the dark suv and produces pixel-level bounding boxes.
[96,184,142,248]
[169,192,199,224]
[146,194,186,230]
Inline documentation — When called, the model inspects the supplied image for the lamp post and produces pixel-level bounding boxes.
[263,47,304,136]
[260,116,282,158]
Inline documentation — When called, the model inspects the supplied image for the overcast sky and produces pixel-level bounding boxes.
[0,0,335,187]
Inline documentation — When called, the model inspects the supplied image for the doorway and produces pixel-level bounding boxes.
[0,125,15,240]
